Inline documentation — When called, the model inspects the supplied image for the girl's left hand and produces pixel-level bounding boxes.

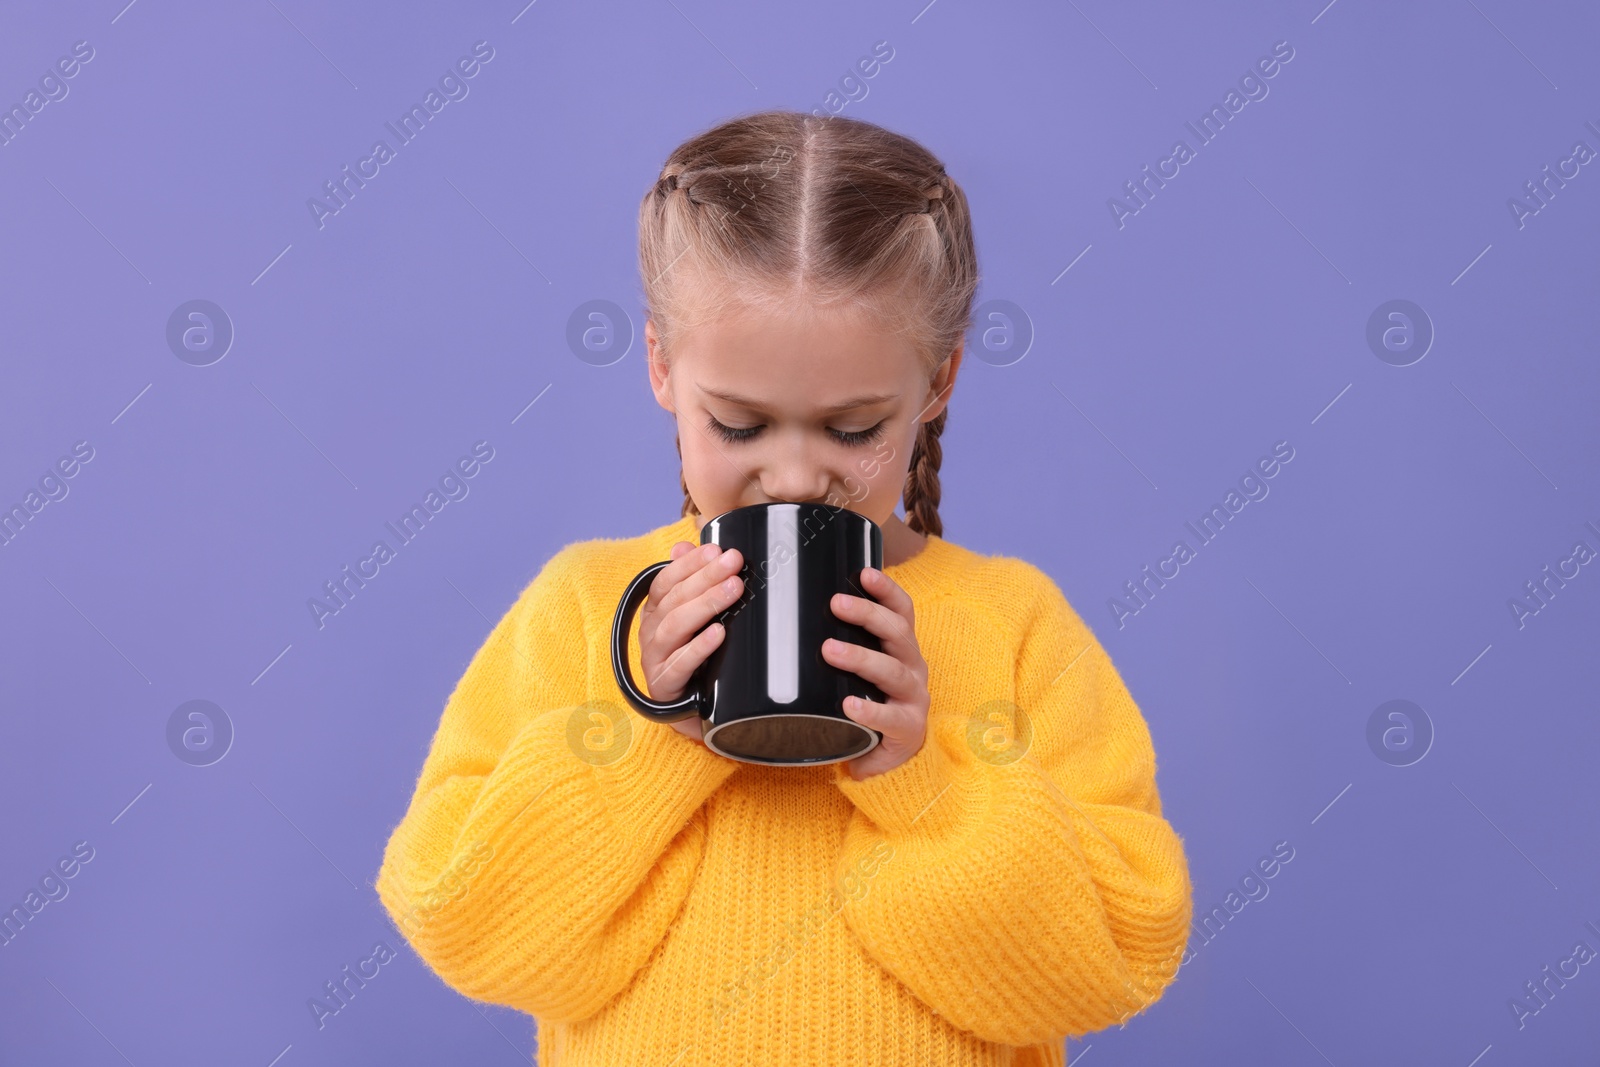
[822,567,930,781]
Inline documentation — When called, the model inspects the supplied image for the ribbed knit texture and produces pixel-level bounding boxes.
[375,515,1193,1066]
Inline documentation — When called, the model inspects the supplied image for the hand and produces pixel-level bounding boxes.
[637,540,745,747]
[822,567,930,780]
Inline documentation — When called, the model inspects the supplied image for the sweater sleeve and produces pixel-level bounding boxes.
[829,565,1193,1045]
[374,543,740,1023]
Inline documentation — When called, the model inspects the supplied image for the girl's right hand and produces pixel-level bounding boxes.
[638,540,745,745]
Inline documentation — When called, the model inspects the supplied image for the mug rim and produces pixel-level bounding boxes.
[703,713,880,766]
[701,501,878,530]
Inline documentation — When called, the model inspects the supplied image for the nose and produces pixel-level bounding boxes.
[760,433,836,506]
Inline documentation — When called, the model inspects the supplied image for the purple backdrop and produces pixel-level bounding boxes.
[3,1,1598,1064]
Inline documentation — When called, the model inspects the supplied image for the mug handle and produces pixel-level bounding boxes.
[610,561,706,722]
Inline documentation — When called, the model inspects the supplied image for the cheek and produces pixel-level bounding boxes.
[849,437,910,499]
[871,427,914,481]
[679,423,748,491]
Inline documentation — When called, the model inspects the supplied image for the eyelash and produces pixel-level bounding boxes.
[706,414,888,447]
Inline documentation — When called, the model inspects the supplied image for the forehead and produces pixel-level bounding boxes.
[674,300,924,410]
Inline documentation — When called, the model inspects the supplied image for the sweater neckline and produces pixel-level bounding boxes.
[659,514,952,595]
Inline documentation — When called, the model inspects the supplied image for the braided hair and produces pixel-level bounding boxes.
[641,111,977,538]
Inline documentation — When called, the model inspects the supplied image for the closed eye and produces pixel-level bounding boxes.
[705,414,888,447]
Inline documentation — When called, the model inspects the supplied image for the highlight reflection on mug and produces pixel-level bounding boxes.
[566,700,634,765]
[718,510,833,616]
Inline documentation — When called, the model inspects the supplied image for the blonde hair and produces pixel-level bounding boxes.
[638,109,978,538]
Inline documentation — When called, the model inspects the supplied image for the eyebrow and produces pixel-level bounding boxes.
[697,384,899,414]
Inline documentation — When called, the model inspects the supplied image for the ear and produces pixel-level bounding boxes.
[645,320,677,413]
[921,342,963,423]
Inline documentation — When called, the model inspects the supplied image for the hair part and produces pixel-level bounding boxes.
[640,109,978,538]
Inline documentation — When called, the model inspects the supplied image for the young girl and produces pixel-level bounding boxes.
[376,110,1193,1067]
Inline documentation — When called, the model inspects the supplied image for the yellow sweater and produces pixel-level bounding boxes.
[375,514,1193,1066]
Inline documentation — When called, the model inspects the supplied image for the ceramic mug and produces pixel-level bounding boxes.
[610,502,886,766]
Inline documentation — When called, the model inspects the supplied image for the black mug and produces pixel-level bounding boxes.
[610,502,886,766]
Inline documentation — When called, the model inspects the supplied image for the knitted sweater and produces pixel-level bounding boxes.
[375,514,1193,1066]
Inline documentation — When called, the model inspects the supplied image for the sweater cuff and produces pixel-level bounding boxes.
[588,717,738,827]
[831,726,980,840]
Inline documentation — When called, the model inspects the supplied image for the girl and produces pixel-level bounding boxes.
[376,110,1192,1067]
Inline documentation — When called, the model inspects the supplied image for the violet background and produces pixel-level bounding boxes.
[2,1,1598,1064]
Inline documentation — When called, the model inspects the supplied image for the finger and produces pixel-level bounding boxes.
[651,560,746,659]
[859,567,914,623]
[652,541,713,597]
[821,638,920,702]
[648,544,744,617]
[648,617,727,697]
[830,588,915,652]
[647,543,705,609]
[840,693,914,743]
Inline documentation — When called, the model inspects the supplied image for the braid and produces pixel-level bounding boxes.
[656,165,695,203]
[898,170,952,540]
[902,408,946,538]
